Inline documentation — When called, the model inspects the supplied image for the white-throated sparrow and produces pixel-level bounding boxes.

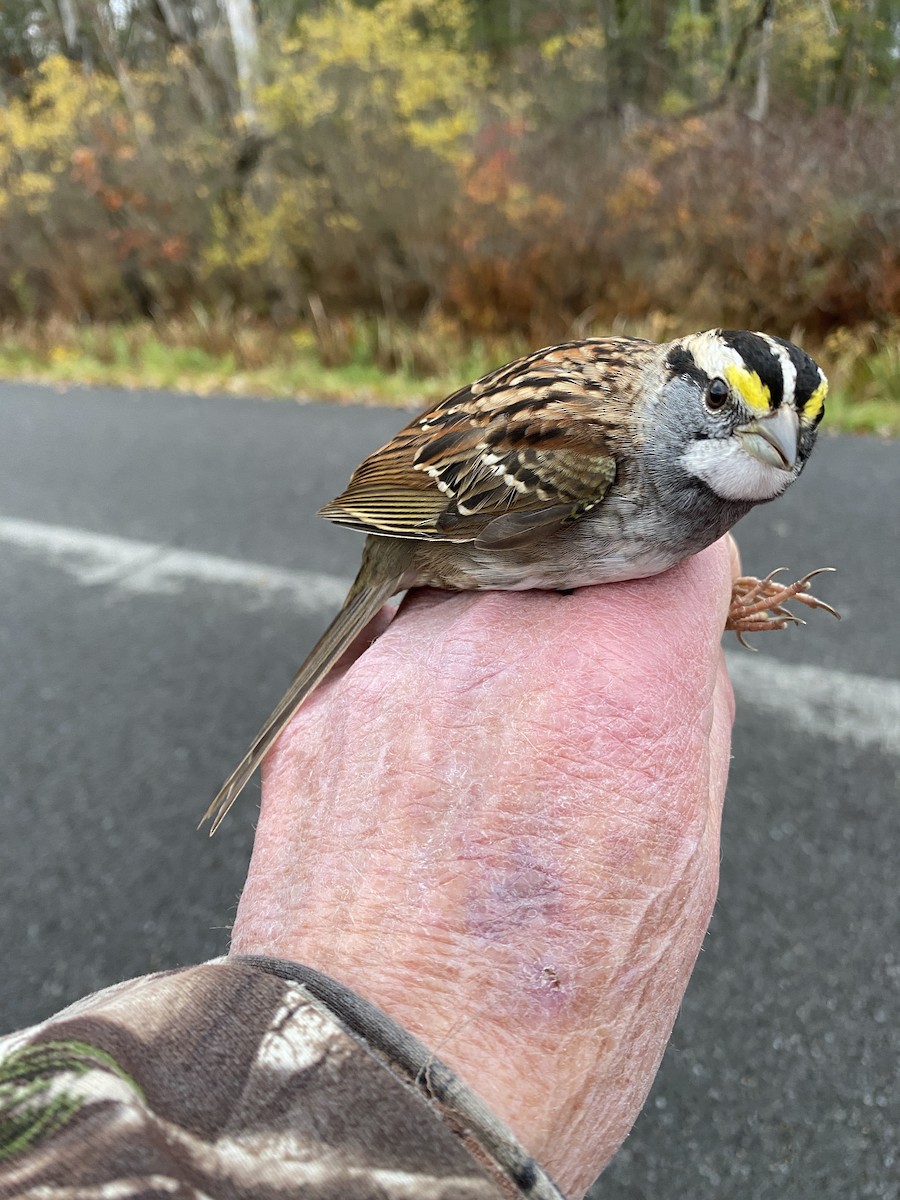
[203,328,837,832]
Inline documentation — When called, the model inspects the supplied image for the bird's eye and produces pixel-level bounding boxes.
[706,378,730,410]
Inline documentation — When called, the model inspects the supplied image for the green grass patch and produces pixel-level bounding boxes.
[0,317,896,435]
[0,316,526,409]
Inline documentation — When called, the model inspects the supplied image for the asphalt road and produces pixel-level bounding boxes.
[0,380,897,1199]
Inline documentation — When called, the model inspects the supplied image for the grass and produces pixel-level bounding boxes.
[0,315,526,410]
[0,314,897,435]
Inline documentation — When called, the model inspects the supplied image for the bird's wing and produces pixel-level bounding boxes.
[319,338,650,549]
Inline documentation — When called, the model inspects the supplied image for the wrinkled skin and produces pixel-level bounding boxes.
[232,536,738,1198]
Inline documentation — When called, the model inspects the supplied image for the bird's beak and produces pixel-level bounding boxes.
[735,405,799,471]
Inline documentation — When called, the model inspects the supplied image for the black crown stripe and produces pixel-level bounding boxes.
[666,346,708,387]
[721,331,785,408]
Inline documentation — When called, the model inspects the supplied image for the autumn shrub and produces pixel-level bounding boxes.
[1,5,900,342]
[598,106,900,334]
[203,0,485,318]
[445,101,900,338]
[0,54,231,321]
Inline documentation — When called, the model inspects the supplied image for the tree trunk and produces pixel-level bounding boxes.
[748,0,774,121]
[57,0,79,54]
[219,0,260,122]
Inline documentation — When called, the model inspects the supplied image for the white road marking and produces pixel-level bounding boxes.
[724,653,900,758]
[0,516,351,612]
[3,515,897,756]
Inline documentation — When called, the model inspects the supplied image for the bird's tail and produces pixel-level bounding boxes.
[200,541,410,834]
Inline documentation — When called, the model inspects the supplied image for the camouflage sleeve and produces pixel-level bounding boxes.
[0,955,565,1199]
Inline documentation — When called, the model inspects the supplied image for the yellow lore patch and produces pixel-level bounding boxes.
[803,379,827,422]
[724,364,772,414]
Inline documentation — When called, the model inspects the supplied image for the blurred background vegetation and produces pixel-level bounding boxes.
[0,0,898,430]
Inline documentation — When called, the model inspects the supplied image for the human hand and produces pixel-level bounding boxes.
[231,535,737,1197]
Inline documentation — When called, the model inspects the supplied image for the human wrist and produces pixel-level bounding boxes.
[231,539,735,1195]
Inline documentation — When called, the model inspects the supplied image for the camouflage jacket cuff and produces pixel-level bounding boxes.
[0,956,565,1199]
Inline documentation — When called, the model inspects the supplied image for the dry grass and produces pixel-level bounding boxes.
[0,314,896,435]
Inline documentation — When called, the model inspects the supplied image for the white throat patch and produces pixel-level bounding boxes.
[680,437,794,502]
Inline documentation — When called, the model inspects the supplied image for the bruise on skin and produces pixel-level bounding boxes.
[454,829,592,1015]
[462,841,565,940]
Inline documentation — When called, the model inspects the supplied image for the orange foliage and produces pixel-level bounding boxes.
[2,49,900,338]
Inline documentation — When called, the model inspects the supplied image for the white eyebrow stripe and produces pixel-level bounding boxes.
[757,333,797,406]
[684,331,745,380]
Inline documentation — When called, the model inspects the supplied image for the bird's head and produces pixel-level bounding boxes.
[657,329,827,506]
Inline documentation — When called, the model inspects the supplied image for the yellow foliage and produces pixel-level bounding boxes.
[774,0,840,80]
[0,0,897,349]
[0,55,137,225]
[0,57,118,224]
[266,0,484,163]
[12,170,55,214]
[0,55,117,159]
[202,0,488,297]
[204,200,282,273]
[539,24,606,83]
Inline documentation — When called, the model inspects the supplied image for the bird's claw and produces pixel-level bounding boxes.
[727,567,840,646]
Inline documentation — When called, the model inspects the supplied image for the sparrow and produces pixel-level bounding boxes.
[202,328,837,832]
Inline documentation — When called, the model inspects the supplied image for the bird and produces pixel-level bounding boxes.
[201,328,837,833]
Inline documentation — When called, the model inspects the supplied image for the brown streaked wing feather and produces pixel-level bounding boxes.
[317,426,452,537]
[319,338,651,545]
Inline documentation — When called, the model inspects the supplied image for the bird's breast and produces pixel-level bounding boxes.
[409,500,702,593]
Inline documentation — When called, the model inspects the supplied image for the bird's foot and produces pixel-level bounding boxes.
[727,567,840,649]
